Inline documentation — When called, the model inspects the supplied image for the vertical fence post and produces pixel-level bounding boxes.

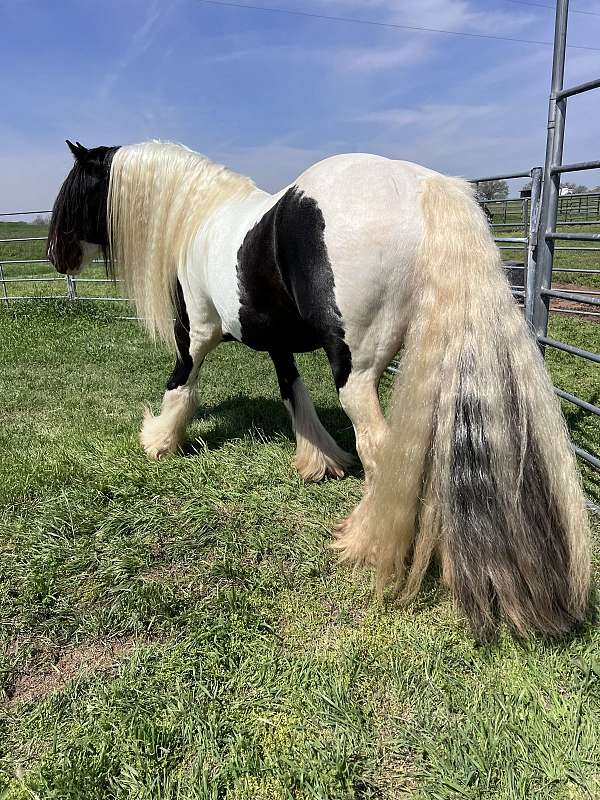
[0,263,9,306]
[66,274,77,300]
[530,0,569,351]
[525,167,543,325]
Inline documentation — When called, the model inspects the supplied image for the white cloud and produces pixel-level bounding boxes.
[334,38,430,72]
[97,0,179,102]
[356,102,497,132]
[197,33,429,74]
[322,0,534,35]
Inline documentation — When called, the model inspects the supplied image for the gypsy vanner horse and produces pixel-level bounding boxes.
[48,140,591,639]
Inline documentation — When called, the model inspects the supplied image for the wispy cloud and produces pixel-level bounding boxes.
[334,38,430,72]
[324,0,535,34]
[202,37,429,73]
[3,0,600,212]
[355,102,498,132]
[97,1,174,102]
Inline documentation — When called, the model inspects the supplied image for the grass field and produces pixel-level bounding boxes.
[0,301,599,799]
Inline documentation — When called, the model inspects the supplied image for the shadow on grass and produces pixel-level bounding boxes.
[562,397,600,505]
[386,561,600,650]
[182,394,359,463]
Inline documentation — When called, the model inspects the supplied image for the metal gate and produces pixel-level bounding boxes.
[394,0,600,476]
[527,0,600,472]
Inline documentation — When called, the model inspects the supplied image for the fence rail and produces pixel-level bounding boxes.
[0,209,126,304]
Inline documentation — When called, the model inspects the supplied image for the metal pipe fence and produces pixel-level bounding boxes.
[528,0,600,473]
[0,210,126,304]
[392,1,600,475]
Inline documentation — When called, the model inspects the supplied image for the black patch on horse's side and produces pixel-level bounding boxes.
[47,145,120,274]
[270,351,300,408]
[166,281,194,390]
[236,186,352,389]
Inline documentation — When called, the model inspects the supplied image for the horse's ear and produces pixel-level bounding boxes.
[66,140,89,162]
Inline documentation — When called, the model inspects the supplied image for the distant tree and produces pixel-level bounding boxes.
[32,214,50,225]
[522,180,598,194]
[560,181,589,194]
[476,179,509,201]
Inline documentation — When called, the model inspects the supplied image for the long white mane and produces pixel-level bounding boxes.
[108,141,256,348]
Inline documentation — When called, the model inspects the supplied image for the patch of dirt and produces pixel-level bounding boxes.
[550,282,599,322]
[3,637,142,707]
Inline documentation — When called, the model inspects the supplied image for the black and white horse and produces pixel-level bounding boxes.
[48,140,590,639]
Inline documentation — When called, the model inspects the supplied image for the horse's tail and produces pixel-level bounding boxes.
[337,174,591,640]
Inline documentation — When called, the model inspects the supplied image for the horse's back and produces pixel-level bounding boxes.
[292,153,432,280]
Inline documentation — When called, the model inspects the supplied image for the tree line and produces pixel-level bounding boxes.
[476,179,600,201]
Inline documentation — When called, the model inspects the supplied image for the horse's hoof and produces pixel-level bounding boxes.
[330,501,377,566]
[297,462,346,482]
[295,450,352,482]
[139,409,179,460]
[142,442,177,460]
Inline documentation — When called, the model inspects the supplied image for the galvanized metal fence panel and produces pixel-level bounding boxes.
[386,3,600,475]
[528,0,600,472]
[0,210,128,303]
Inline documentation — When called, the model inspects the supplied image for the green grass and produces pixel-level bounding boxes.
[0,302,599,799]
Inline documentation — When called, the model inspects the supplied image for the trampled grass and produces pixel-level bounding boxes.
[0,302,599,799]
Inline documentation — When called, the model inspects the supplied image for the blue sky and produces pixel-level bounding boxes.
[2,0,600,212]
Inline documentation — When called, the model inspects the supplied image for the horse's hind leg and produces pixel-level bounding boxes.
[336,370,388,484]
[328,368,389,555]
[140,285,221,459]
[270,351,354,481]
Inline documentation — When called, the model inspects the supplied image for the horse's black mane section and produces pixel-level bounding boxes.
[47,144,120,274]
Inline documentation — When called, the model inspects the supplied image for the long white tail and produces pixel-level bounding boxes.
[337,175,591,639]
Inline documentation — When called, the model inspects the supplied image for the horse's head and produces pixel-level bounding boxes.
[47,140,120,274]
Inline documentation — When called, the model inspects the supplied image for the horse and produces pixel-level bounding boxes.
[47,139,591,639]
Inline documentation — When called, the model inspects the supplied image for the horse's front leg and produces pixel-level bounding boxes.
[140,285,221,459]
[270,350,354,481]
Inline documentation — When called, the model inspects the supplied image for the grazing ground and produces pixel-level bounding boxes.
[0,302,598,799]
